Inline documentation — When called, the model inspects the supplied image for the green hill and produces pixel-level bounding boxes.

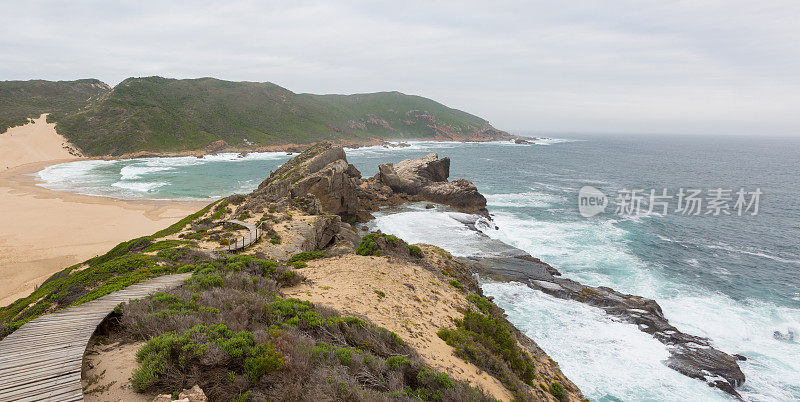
[2,76,509,156]
[0,79,110,133]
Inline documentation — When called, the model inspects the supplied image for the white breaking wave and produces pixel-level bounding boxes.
[369,209,500,257]
[533,137,580,145]
[111,181,169,192]
[482,281,725,401]
[660,294,800,401]
[199,151,289,162]
[706,242,800,265]
[119,165,174,180]
[485,191,564,208]
[37,160,114,186]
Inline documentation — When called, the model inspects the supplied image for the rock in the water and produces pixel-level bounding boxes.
[393,153,450,183]
[419,179,487,211]
[472,255,746,398]
[369,153,487,213]
[246,142,360,220]
[773,329,795,341]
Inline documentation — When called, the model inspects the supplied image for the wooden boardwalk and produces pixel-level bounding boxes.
[209,219,261,255]
[0,273,192,402]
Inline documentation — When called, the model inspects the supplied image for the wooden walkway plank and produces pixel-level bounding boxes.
[0,273,191,402]
[208,219,261,256]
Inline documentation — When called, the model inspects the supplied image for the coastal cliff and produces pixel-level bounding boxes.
[1,143,583,401]
[0,142,749,400]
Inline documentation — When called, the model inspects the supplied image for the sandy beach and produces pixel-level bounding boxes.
[0,115,203,306]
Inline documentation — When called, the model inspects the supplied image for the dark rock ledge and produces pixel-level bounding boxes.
[472,255,746,398]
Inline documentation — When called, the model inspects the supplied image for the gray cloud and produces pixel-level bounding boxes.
[2,0,798,135]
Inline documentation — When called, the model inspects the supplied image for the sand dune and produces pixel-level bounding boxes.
[0,115,202,306]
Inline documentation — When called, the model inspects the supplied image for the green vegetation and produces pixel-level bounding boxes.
[438,307,538,399]
[466,294,494,314]
[153,200,219,238]
[356,232,401,256]
[144,240,191,253]
[449,279,465,290]
[0,79,108,133]
[549,382,566,400]
[286,250,328,264]
[115,260,490,401]
[374,290,386,298]
[132,324,284,390]
[407,244,423,258]
[2,76,505,155]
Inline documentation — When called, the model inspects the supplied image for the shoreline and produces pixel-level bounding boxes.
[85,135,538,160]
[0,160,205,306]
[0,120,533,306]
[0,116,204,307]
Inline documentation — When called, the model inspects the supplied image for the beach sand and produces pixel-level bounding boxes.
[0,115,202,306]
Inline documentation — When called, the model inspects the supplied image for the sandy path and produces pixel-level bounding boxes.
[0,115,203,306]
[285,254,514,401]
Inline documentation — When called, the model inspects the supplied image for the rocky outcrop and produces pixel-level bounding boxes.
[253,214,346,261]
[473,255,746,398]
[358,153,487,217]
[245,142,361,220]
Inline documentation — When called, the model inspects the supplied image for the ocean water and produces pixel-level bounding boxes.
[37,137,800,401]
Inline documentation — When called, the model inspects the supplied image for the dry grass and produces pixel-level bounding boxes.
[104,257,493,401]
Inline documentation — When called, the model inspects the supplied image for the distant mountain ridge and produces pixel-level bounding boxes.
[0,77,510,156]
[0,79,109,133]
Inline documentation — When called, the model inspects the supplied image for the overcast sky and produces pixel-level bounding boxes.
[2,1,799,136]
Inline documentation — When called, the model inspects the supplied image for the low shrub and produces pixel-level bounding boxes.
[407,244,423,258]
[356,233,403,256]
[145,240,190,253]
[438,308,538,399]
[186,273,223,291]
[116,271,492,401]
[286,250,328,264]
[131,324,284,391]
[466,294,493,314]
[549,382,566,400]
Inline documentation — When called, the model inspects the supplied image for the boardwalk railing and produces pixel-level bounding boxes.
[210,219,261,254]
[0,273,192,402]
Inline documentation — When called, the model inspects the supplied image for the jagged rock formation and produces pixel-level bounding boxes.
[359,153,488,218]
[244,143,488,223]
[245,142,361,220]
[473,255,746,398]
